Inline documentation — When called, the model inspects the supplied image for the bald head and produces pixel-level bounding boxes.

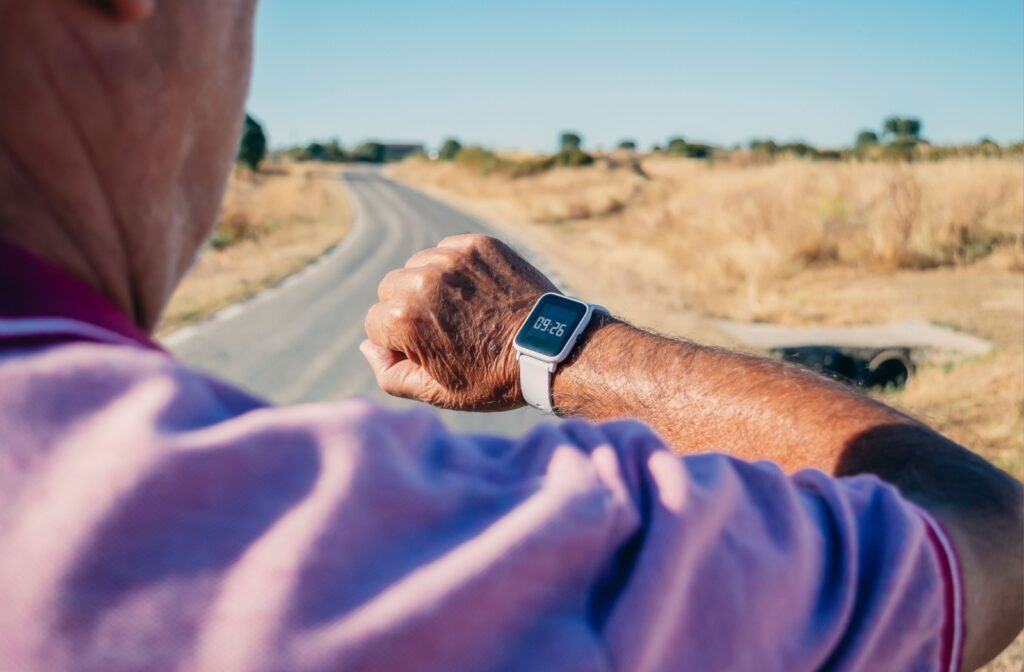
[0,0,257,330]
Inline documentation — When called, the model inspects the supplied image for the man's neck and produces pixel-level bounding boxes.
[0,143,153,330]
[0,6,169,333]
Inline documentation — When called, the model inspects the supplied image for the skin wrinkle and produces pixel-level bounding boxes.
[0,0,255,330]
[54,7,119,107]
[0,138,126,330]
[35,48,141,324]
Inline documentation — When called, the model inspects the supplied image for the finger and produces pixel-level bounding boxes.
[364,301,408,352]
[436,233,491,250]
[360,339,441,402]
[404,247,459,269]
[359,339,405,373]
[377,268,409,301]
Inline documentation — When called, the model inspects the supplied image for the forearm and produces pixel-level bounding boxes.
[552,314,917,472]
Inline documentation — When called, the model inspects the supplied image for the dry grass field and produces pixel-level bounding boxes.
[394,155,1023,471]
[159,162,352,334]
[395,154,1024,668]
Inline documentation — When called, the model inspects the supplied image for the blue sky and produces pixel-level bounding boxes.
[248,0,1024,151]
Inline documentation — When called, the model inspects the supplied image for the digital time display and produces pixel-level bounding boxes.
[515,294,589,358]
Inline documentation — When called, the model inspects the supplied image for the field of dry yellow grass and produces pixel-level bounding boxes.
[393,156,1023,473]
[159,162,352,334]
[395,154,1024,669]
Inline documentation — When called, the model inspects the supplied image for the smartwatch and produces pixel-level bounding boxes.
[514,292,607,413]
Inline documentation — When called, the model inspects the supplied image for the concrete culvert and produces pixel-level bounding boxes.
[867,350,913,389]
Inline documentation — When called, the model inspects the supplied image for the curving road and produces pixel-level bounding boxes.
[167,168,549,436]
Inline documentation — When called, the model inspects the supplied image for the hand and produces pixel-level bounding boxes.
[361,234,558,411]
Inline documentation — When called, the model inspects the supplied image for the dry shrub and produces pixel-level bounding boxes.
[213,163,337,248]
[161,161,351,333]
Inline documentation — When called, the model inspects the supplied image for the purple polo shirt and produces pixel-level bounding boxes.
[0,237,963,671]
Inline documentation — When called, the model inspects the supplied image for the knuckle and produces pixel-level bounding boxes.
[433,249,459,267]
[412,267,442,292]
[378,268,401,293]
[465,234,493,250]
[439,234,467,246]
[389,303,409,322]
[364,303,385,334]
[404,249,433,268]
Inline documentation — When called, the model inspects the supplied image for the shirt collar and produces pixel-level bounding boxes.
[0,236,167,354]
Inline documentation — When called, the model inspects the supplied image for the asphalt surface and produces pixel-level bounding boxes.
[167,169,548,436]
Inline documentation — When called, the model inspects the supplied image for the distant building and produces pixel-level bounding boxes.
[381,143,425,162]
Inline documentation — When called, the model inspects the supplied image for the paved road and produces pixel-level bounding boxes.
[168,169,547,436]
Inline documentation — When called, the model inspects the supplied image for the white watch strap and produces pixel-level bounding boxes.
[520,354,556,413]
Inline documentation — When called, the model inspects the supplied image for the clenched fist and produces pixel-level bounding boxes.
[361,234,558,411]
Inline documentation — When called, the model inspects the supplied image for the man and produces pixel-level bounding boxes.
[0,1,1019,670]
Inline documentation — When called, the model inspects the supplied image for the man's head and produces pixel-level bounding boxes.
[0,0,257,329]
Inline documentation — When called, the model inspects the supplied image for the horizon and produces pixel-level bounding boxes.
[248,0,1024,152]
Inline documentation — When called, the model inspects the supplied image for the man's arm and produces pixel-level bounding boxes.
[362,234,1022,670]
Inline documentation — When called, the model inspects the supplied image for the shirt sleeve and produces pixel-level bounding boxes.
[0,357,962,672]
[573,420,964,672]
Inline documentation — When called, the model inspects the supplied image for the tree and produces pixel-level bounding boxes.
[882,117,923,141]
[323,139,347,162]
[667,136,688,154]
[237,114,267,171]
[301,142,326,161]
[560,131,582,151]
[780,141,817,158]
[438,138,463,161]
[902,118,922,139]
[749,138,778,155]
[618,139,637,151]
[351,142,386,163]
[683,143,713,159]
[554,147,595,167]
[855,130,879,148]
[882,117,901,139]
[976,137,1000,156]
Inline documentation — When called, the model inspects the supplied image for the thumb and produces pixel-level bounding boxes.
[360,340,443,402]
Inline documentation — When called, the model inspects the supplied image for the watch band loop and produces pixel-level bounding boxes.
[520,354,556,413]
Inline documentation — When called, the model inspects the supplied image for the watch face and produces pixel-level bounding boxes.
[515,294,589,359]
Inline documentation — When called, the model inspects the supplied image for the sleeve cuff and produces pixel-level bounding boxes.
[917,508,966,672]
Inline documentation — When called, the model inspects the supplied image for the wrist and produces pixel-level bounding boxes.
[549,311,630,417]
[512,294,610,413]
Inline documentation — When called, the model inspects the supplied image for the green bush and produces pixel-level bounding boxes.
[618,139,638,151]
[667,136,713,159]
[455,146,504,174]
[322,140,347,162]
[778,142,818,158]
[553,147,595,167]
[560,131,583,151]
[237,114,267,170]
[881,138,919,161]
[749,138,778,155]
[883,116,923,141]
[667,137,688,154]
[350,142,386,163]
[506,155,556,178]
[855,130,879,149]
[438,138,463,161]
[292,139,349,163]
[455,145,592,177]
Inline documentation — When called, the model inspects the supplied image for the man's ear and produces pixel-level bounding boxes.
[93,0,155,22]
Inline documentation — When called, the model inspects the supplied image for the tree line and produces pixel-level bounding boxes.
[237,113,1022,172]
